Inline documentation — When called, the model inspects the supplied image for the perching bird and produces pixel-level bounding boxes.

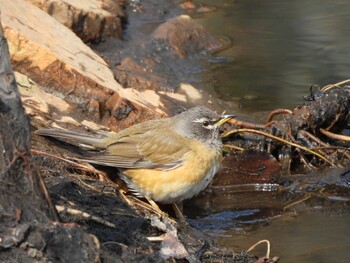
[36,106,234,206]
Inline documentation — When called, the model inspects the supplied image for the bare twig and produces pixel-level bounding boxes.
[321,79,350,92]
[31,149,104,175]
[223,129,334,165]
[55,205,116,228]
[247,239,271,258]
[320,128,350,141]
[283,194,311,211]
[228,119,265,129]
[222,144,244,151]
[266,109,293,123]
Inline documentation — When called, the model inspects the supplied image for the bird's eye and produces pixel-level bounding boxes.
[202,120,210,127]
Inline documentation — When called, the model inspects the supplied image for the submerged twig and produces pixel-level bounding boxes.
[283,194,311,211]
[247,239,271,258]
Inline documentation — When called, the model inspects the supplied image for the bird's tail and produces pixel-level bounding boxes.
[35,129,106,149]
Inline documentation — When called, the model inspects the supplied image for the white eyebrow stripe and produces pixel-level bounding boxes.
[193,117,208,123]
[193,118,215,129]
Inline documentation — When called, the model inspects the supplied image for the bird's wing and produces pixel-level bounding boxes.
[78,129,191,170]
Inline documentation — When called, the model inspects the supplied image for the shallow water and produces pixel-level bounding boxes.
[189,0,350,261]
[193,0,350,113]
[186,184,350,261]
[219,212,350,263]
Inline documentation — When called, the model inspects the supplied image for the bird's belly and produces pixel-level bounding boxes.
[122,146,221,204]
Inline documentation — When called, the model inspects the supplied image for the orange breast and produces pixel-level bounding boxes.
[122,140,222,204]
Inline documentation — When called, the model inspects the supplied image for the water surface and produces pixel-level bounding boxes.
[194,0,350,113]
[219,212,350,263]
[189,1,350,261]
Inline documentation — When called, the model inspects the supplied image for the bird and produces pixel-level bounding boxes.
[36,106,234,217]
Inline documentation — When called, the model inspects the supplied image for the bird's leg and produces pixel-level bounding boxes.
[118,193,177,226]
[144,195,168,217]
[116,187,137,209]
[172,202,187,224]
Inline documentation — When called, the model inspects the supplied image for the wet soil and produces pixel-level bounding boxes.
[38,159,162,262]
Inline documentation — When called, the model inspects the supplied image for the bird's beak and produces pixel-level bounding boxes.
[214,114,236,127]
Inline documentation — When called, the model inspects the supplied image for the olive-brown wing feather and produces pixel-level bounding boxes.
[78,129,190,170]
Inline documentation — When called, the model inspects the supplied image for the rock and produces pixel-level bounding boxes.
[1,0,120,99]
[16,72,105,131]
[213,151,281,186]
[197,5,217,13]
[106,89,168,128]
[179,1,197,10]
[1,0,167,130]
[29,0,124,42]
[160,233,189,260]
[111,14,228,109]
[179,1,216,13]
[116,57,164,90]
[152,15,223,58]
[159,83,203,104]
[16,72,70,114]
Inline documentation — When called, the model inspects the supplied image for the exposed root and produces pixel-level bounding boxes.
[223,128,333,165]
[311,146,350,161]
[223,81,350,171]
[266,109,293,123]
[222,144,244,151]
[321,79,350,92]
[320,128,350,142]
[228,118,266,129]
[298,130,329,148]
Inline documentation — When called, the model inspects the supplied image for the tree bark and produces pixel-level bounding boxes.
[0,17,99,263]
